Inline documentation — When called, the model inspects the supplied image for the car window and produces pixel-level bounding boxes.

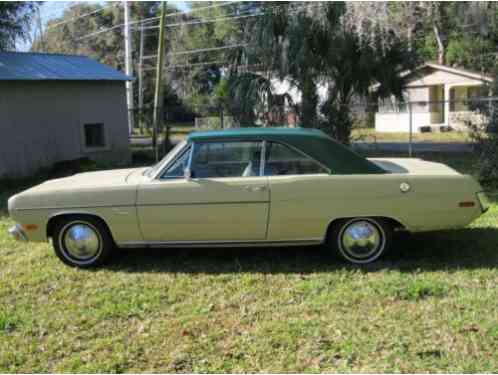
[161,146,191,179]
[264,142,328,176]
[191,141,262,178]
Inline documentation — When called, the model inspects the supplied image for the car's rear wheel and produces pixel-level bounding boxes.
[52,216,114,268]
[328,217,392,264]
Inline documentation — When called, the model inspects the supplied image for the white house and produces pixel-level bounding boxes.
[375,63,493,133]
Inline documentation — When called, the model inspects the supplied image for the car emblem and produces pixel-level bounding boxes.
[400,182,411,193]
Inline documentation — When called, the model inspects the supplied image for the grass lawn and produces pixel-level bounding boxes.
[352,128,472,143]
[1,152,498,372]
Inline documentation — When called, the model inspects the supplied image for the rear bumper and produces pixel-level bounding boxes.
[476,192,491,213]
[8,224,28,242]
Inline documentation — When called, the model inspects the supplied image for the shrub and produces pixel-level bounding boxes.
[466,70,498,186]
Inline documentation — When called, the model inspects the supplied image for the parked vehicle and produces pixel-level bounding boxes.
[8,127,489,267]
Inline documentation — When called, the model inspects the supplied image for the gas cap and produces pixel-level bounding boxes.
[400,182,411,193]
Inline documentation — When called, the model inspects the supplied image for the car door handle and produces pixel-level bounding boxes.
[244,185,267,192]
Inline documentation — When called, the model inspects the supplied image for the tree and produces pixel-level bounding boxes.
[33,2,191,127]
[388,2,498,71]
[229,2,418,143]
[167,2,261,113]
[0,2,37,51]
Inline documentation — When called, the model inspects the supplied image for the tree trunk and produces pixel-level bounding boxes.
[433,23,445,65]
[299,78,318,128]
[321,87,353,145]
[334,103,353,145]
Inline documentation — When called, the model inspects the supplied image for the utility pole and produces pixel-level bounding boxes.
[153,1,166,162]
[138,24,145,134]
[123,0,135,135]
[36,7,45,52]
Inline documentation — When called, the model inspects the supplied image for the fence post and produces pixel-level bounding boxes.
[220,108,224,129]
[408,101,413,157]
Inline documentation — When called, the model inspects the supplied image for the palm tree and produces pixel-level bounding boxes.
[228,1,419,144]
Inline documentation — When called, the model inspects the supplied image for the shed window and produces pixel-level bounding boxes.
[84,123,106,148]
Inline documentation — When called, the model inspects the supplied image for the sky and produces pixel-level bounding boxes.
[17,1,189,52]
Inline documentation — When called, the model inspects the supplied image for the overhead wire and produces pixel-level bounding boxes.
[46,2,119,30]
[75,1,240,41]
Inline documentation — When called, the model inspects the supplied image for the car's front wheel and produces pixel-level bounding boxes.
[328,217,392,264]
[52,216,114,268]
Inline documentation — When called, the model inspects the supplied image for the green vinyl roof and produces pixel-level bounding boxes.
[187,127,385,175]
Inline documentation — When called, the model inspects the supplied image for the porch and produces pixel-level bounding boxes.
[375,83,487,133]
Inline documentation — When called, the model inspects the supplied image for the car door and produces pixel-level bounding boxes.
[137,140,269,243]
[263,141,332,242]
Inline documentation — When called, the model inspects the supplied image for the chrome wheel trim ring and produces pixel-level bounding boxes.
[337,218,386,264]
[59,221,103,265]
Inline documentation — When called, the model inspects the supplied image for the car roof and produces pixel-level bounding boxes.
[187,126,329,141]
[187,127,386,175]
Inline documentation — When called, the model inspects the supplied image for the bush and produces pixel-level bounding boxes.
[464,72,498,186]
[465,72,498,186]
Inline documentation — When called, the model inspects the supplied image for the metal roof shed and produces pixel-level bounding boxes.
[0,52,131,178]
[0,52,132,81]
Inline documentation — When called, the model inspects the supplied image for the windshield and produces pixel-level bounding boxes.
[144,140,188,178]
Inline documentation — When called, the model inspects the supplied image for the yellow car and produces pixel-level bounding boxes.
[8,127,489,267]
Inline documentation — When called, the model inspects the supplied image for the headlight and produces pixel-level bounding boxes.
[476,192,491,212]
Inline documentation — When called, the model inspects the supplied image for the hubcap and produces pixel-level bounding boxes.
[63,223,101,260]
[341,220,382,259]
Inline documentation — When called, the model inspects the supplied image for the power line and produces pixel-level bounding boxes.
[75,1,240,41]
[143,60,229,71]
[142,43,248,61]
[137,2,271,31]
[140,11,261,31]
[46,3,118,30]
[140,2,322,31]
[138,3,327,70]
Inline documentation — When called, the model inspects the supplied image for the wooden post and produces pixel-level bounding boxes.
[153,1,166,162]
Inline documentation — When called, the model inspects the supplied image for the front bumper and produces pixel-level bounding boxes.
[8,224,28,242]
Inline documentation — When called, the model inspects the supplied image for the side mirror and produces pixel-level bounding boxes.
[184,168,192,180]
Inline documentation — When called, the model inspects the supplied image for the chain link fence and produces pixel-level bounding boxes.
[129,96,498,161]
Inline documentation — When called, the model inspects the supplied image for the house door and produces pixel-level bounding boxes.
[429,85,444,124]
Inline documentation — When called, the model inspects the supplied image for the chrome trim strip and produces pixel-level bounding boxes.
[17,205,135,211]
[260,140,267,177]
[117,238,323,249]
[17,201,270,212]
[138,200,269,207]
[187,141,194,173]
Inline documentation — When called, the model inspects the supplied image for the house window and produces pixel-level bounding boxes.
[84,123,106,148]
[450,86,487,112]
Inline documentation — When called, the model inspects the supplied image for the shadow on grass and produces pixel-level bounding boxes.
[104,227,498,274]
